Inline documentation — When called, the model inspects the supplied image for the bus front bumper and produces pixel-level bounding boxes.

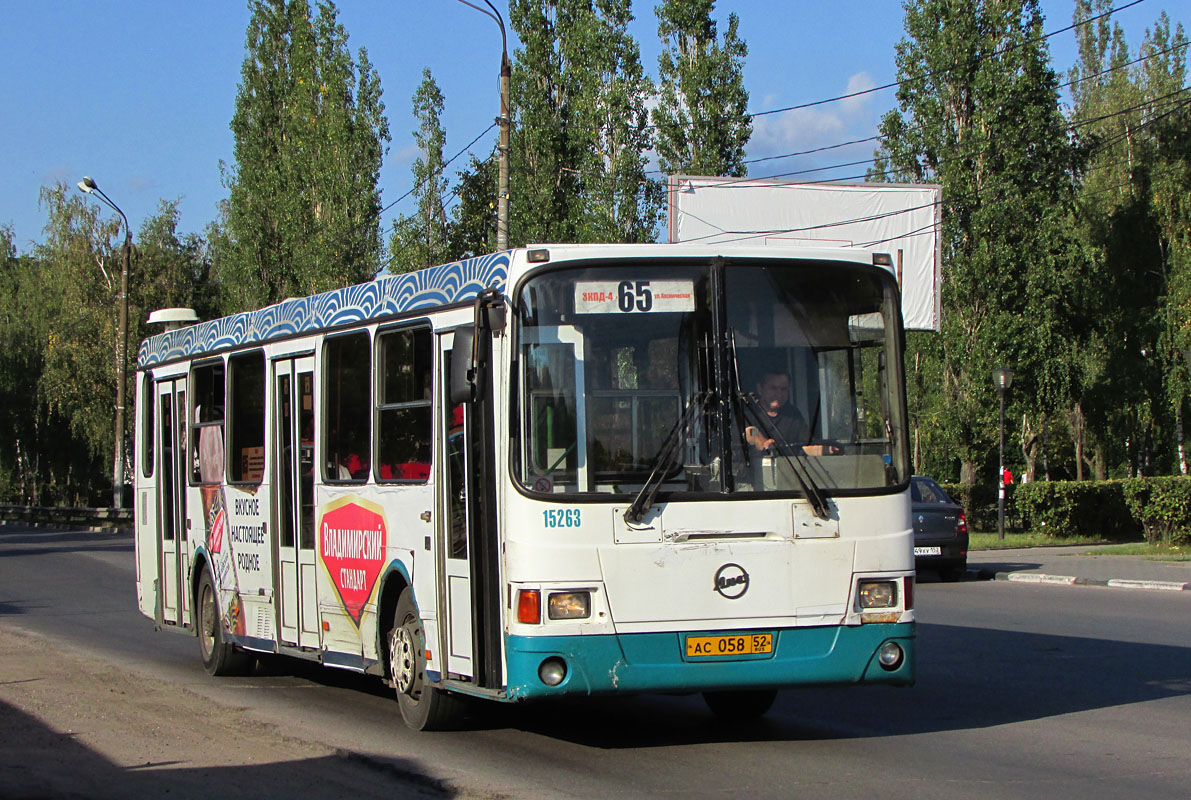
[504,622,914,701]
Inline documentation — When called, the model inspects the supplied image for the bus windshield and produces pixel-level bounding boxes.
[514,259,907,498]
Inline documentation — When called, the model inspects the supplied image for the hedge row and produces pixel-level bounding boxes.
[940,477,1191,546]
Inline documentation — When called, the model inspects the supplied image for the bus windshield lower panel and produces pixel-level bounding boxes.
[515,260,907,498]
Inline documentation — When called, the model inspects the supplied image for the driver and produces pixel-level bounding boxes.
[745,370,809,452]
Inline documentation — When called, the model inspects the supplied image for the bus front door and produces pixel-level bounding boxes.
[274,355,319,650]
[156,376,189,628]
[439,331,502,690]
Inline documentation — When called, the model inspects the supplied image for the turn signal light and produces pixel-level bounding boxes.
[517,589,541,624]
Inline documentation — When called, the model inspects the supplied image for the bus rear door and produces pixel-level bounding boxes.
[155,375,189,628]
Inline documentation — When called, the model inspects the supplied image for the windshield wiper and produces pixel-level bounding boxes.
[623,391,708,524]
[739,392,829,519]
[726,330,753,473]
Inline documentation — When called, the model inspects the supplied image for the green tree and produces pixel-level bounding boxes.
[32,185,124,504]
[874,0,1080,484]
[652,0,751,177]
[136,200,217,324]
[388,69,451,273]
[1068,2,1188,478]
[509,0,662,245]
[446,152,499,259]
[220,0,390,312]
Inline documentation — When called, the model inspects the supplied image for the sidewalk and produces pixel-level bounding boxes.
[966,544,1191,591]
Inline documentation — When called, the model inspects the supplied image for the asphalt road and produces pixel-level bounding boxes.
[2,525,1189,799]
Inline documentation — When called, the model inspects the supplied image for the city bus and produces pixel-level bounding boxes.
[133,243,915,730]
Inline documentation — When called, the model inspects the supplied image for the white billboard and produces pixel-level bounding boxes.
[668,176,942,331]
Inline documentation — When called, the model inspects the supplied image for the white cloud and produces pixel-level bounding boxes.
[839,71,877,116]
[745,72,882,173]
[391,142,421,166]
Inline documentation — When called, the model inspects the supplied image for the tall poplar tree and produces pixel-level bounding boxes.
[874,0,1079,483]
[1068,2,1189,477]
[509,0,662,244]
[653,0,752,177]
[388,69,451,273]
[220,0,389,312]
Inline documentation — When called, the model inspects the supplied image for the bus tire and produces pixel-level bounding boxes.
[389,587,465,731]
[196,567,253,677]
[702,688,778,721]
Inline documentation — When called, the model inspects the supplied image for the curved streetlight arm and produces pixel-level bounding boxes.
[455,0,507,57]
[77,177,130,237]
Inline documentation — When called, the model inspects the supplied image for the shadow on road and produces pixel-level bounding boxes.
[0,697,455,799]
[480,621,1191,747]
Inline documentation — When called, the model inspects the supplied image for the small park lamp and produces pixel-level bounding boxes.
[992,366,1015,540]
[77,176,132,509]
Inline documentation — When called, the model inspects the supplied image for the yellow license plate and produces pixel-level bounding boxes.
[686,632,773,658]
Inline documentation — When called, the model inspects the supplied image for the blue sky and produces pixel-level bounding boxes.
[1,0,1184,252]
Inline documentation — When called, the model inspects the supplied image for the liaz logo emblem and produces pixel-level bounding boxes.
[714,563,749,599]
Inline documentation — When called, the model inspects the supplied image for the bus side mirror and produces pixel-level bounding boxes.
[450,327,476,405]
[450,288,504,406]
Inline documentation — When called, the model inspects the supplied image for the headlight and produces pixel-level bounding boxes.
[548,591,591,620]
[858,580,898,609]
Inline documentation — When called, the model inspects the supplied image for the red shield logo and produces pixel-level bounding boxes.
[319,500,388,626]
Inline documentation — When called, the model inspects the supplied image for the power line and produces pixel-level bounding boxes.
[745,0,1148,121]
[672,93,1189,247]
[729,37,1187,175]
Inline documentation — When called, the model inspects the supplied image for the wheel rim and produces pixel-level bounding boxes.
[199,583,217,659]
[391,621,419,696]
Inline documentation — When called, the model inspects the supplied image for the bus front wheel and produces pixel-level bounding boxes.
[389,588,465,731]
[703,689,778,721]
[196,567,253,677]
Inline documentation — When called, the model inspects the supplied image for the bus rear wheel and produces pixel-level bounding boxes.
[389,588,465,731]
[196,567,253,677]
[703,688,778,721]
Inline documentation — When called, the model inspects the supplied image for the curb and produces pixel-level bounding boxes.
[972,567,1189,592]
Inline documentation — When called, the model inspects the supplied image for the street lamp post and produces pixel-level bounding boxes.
[77,177,131,509]
[992,366,1015,540]
[455,0,510,250]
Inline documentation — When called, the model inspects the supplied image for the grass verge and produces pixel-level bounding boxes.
[968,531,1108,550]
[1079,542,1191,561]
[969,531,1190,560]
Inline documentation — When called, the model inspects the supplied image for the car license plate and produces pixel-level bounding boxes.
[686,632,773,658]
[914,546,942,556]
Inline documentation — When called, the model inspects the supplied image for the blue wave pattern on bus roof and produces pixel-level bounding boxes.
[137,251,511,368]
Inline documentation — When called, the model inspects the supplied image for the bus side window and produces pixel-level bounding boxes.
[377,326,432,483]
[141,373,155,479]
[324,331,372,482]
[190,362,225,485]
[228,350,265,483]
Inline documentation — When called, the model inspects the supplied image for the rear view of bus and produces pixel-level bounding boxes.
[501,246,914,717]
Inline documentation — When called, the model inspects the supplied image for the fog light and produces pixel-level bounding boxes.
[538,657,567,686]
[548,591,591,620]
[858,580,898,609]
[878,641,904,671]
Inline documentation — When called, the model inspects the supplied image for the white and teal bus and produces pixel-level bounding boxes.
[133,244,915,730]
